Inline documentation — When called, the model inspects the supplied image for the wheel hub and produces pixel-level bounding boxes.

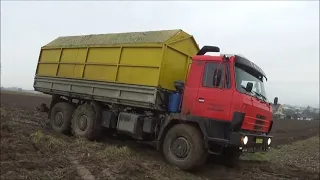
[54,112,64,127]
[171,137,190,158]
[78,115,88,131]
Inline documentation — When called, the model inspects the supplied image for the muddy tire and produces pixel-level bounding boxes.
[223,147,241,168]
[162,124,208,171]
[71,103,102,140]
[50,102,75,134]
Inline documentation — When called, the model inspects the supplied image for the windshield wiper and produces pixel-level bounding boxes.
[241,85,248,93]
[252,91,267,102]
[240,86,267,103]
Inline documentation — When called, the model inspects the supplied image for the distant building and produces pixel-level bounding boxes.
[298,106,314,121]
[283,108,297,120]
[312,108,319,114]
[272,104,285,120]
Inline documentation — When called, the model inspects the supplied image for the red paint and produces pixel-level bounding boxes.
[181,55,272,133]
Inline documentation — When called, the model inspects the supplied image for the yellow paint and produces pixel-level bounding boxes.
[166,31,199,56]
[35,30,200,90]
[117,66,159,86]
[120,47,162,67]
[74,65,84,78]
[60,49,78,63]
[159,47,189,90]
[77,49,87,63]
[39,49,60,62]
[169,38,199,57]
[57,64,74,77]
[37,64,58,76]
[56,64,85,78]
[84,65,117,81]
[166,31,189,44]
[87,47,120,64]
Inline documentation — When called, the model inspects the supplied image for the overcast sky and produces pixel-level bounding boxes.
[1,1,319,107]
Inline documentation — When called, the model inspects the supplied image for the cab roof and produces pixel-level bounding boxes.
[193,46,267,80]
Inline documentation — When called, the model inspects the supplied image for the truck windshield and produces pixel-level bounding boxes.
[235,64,267,101]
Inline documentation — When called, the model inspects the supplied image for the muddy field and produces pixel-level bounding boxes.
[0,91,319,180]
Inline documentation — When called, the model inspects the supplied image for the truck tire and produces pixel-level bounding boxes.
[162,124,207,171]
[50,102,75,134]
[223,147,241,168]
[71,103,102,140]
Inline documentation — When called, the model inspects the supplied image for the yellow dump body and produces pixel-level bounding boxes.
[36,29,199,91]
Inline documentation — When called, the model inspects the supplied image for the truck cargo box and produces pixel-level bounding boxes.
[34,29,199,111]
[35,29,199,90]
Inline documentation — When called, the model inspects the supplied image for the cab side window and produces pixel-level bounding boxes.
[202,62,231,88]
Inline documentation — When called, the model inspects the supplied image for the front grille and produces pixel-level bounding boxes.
[254,114,266,131]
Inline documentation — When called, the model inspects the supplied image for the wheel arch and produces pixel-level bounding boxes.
[48,95,70,118]
[48,95,89,118]
[156,115,209,151]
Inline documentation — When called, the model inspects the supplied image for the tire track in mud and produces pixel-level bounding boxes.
[1,109,46,128]
[68,155,96,180]
[9,118,42,127]
[1,106,97,180]
[1,93,319,180]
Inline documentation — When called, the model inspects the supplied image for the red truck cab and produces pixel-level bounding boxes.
[158,46,273,170]
[178,46,273,153]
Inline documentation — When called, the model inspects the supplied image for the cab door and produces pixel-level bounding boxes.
[193,61,233,121]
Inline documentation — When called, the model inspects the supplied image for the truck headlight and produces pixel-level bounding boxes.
[242,136,248,145]
[267,138,272,145]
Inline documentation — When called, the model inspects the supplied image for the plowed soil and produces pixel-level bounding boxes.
[1,90,319,180]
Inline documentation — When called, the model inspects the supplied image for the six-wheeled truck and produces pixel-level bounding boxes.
[34,29,274,170]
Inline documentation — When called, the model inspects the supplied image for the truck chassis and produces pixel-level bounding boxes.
[39,89,272,171]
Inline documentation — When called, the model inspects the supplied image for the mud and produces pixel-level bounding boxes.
[0,91,319,180]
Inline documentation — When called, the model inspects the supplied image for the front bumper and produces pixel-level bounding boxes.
[229,132,273,152]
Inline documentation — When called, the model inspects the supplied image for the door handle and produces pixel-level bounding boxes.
[198,98,205,103]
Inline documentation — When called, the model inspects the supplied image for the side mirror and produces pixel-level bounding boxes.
[246,82,253,92]
[274,97,278,105]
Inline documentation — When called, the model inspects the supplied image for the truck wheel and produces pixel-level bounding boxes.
[71,103,101,140]
[162,124,207,171]
[50,102,75,134]
[223,147,242,168]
